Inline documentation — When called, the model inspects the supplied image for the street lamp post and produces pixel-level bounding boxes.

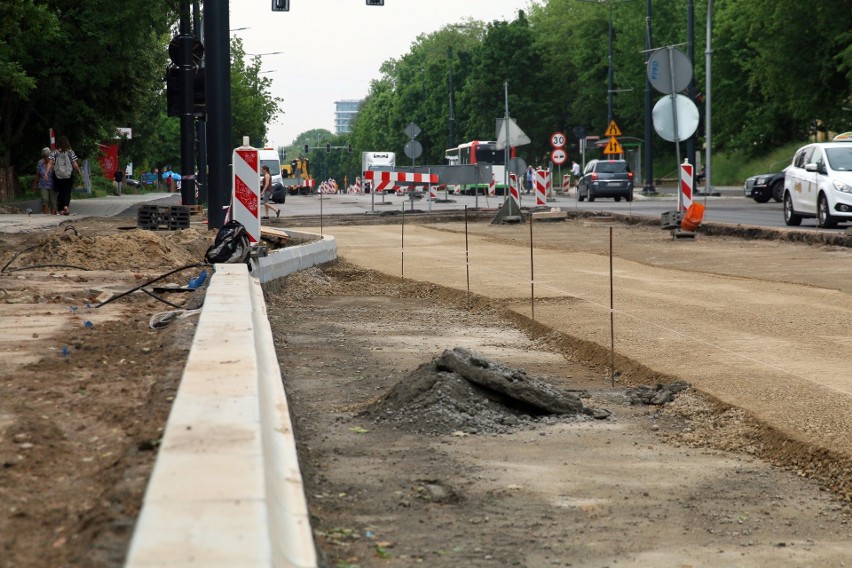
[578,0,634,126]
[607,2,614,124]
[448,47,455,149]
[705,0,714,194]
[642,0,654,193]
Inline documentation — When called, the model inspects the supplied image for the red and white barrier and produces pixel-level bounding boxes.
[49,128,56,150]
[348,176,362,194]
[680,161,694,212]
[509,172,520,207]
[430,185,438,200]
[488,174,496,196]
[232,143,260,244]
[319,179,338,194]
[535,169,550,206]
[363,170,439,193]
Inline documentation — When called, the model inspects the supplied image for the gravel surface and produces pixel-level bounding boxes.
[267,260,852,567]
[3,213,852,567]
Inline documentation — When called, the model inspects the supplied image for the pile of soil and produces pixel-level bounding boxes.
[2,225,212,273]
[363,347,610,435]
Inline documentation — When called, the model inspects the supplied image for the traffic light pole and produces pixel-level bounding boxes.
[193,0,207,206]
[642,0,654,194]
[178,1,195,206]
[686,0,696,190]
[204,1,231,229]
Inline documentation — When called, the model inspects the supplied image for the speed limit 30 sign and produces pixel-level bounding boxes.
[551,148,567,165]
[550,131,567,148]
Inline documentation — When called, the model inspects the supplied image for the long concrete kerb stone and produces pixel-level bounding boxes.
[252,229,337,284]
[127,231,334,567]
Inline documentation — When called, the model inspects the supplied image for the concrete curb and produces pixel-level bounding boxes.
[126,233,331,567]
[253,230,337,284]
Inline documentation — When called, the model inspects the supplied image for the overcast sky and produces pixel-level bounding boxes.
[229,0,532,147]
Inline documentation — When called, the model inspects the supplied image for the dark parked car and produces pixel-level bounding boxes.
[577,159,634,202]
[125,177,141,188]
[743,169,785,203]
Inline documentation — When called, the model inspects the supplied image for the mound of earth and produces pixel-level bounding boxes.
[362,347,610,435]
[2,225,213,272]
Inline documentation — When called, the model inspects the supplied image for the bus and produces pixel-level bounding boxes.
[444,140,507,195]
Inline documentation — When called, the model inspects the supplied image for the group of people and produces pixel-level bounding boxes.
[522,161,582,194]
[34,135,82,215]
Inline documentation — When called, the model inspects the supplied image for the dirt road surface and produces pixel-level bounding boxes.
[2,213,852,567]
[269,216,852,566]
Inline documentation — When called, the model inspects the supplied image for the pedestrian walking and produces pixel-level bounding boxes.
[260,165,280,219]
[34,147,57,214]
[113,168,124,196]
[571,161,581,188]
[45,136,82,215]
[525,165,534,194]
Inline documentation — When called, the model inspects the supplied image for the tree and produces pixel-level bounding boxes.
[1,1,175,173]
[457,11,557,165]
[229,38,283,149]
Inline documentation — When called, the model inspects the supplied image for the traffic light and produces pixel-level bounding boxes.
[326,143,331,153]
[166,66,179,117]
[165,33,206,118]
[271,0,290,11]
[303,144,309,154]
[166,65,206,117]
[366,0,384,5]
[347,143,352,154]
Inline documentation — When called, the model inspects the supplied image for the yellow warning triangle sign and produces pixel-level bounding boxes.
[603,136,623,155]
[604,120,622,137]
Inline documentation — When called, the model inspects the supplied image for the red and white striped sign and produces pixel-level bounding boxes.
[680,161,694,212]
[488,174,496,196]
[348,176,362,194]
[232,145,261,244]
[363,170,439,192]
[535,169,550,206]
[509,172,520,207]
[49,128,56,150]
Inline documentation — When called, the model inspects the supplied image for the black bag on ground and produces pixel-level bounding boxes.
[205,220,250,264]
[271,182,287,204]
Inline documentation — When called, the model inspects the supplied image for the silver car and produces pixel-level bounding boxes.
[577,159,634,202]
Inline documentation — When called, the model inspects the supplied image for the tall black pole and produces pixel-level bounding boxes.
[643,0,654,193]
[448,47,455,149]
[686,0,696,185]
[179,2,195,205]
[204,0,231,229]
[607,4,614,125]
[193,0,208,206]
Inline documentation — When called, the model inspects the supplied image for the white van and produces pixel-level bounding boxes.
[258,147,283,186]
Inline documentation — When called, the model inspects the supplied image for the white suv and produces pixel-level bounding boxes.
[783,141,852,227]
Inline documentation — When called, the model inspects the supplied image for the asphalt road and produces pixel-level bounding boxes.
[5,186,851,234]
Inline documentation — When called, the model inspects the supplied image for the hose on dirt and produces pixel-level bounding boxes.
[95,263,212,308]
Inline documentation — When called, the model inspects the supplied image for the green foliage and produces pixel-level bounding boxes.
[349,0,850,172]
[0,0,175,181]
[230,38,283,149]
[2,2,283,204]
[711,141,802,185]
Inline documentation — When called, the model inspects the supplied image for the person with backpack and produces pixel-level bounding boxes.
[45,136,83,215]
[34,147,57,214]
